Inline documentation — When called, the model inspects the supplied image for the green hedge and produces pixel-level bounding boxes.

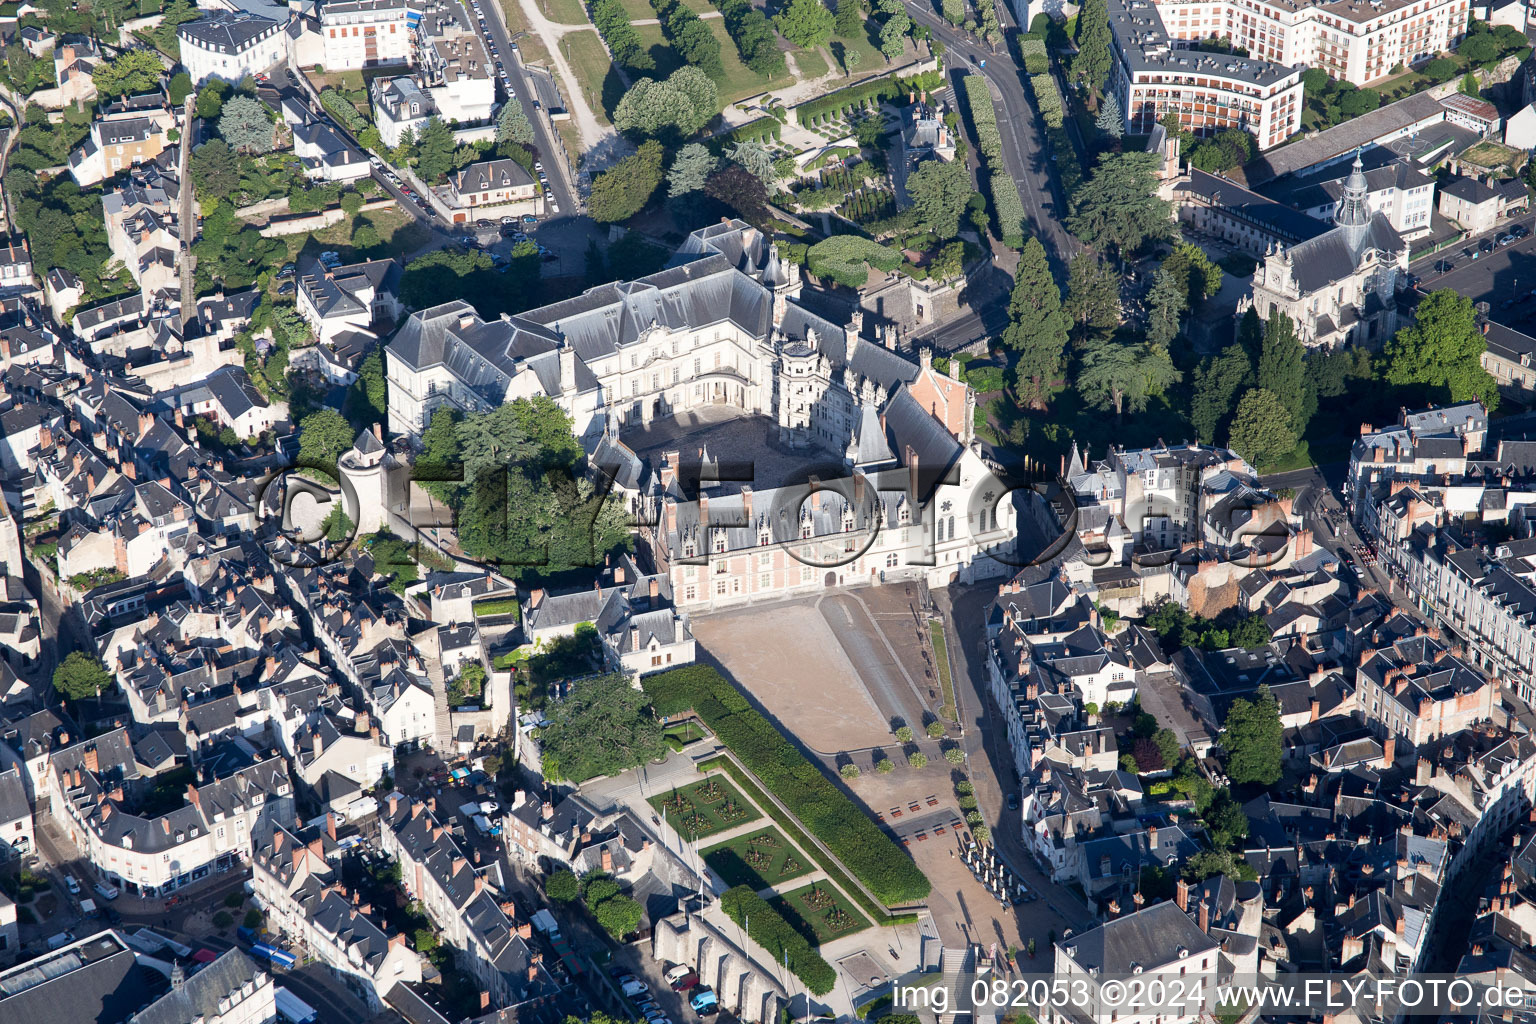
[991,171,1027,249]
[961,76,1001,163]
[1021,37,1048,73]
[721,886,836,994]
[708,116,780,153]
[960,76,1025,248]
[643,667,930,905]
[1030,73,1063,128]
[793,69,944,125]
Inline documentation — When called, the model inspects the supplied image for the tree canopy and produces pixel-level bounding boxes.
[415,397,631,576]
[1384,288,1500,412]
[905,159,971,239]
[1004,238,1069,408]
[667,143,717,197]
[589,141,665,223]
[1227,388,1296,470]
[1221,683,1283,786]
[1068,151,1174,255]
[775,0,835,48]
[538,674,668,783]
[218,95,275,154]
[1072,0,1113,92]
[496,98,535,146]
[613,68,718,140]
[1076,336,1179,418]
[1064,253,1121,345]
[92,50,163,97]
[53,651,110,701]
[296,409,356,470]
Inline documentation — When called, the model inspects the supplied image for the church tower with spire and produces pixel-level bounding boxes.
[1333,149,1372,256]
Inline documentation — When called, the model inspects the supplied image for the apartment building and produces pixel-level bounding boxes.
[1068,441,1260,552]
[379,794,550,1010]
[320,0,418,70]
[49,728,295,897]
[1106,0,1305,150]
[1047,900,1222,1024]
[1356,633,1498,749]
[178,11,286,86]
[1141,0,1468,87]
[251,821,422,1011]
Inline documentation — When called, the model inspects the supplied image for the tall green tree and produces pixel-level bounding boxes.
[1076,337,1180,419]
[413,117,458,182]
[589,141,666,223]
[667,143,717,197]
[1068,151,1174,256]
[1383,288,1500,412]
[879,10,910,60]
[775,0,835,48]
[1256,309,1305,414]
[53,652,110,701]
[1221,683,1283,786]
[296,409,356,470]
[1145,266,1187,350]
[1064,253,1120,346]
[1190,343,1253,443]
[1003,238,1069,409]
[834,0,863,37]
[905,159,971,238]
[1072,0,1113,94]
[538,674,668,782]
[218,95,275,154]
[1227,387,1296,469]
[496,98,535,146]
[1095,92,1124,137]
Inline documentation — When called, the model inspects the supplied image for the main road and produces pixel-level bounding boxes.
[458,0,579,213]
[902,3,1080,270]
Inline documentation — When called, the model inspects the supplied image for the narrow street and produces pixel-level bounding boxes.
[934,584,1097,939]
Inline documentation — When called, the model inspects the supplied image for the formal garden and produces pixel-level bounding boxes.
[702,826,813,889]
[774,880,873,943]
[647,774,762,840]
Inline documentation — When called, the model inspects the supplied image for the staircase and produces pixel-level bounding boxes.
[937,945,976,1024]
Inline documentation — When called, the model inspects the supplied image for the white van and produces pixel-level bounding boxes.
[94,882,120,901]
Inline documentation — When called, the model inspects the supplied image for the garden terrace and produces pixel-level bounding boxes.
[646,773,761,840]
[702,826,813,890]
[641,665,930,906]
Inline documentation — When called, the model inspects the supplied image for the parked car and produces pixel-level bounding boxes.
[64,875,81,895]
[278,281,297,296]
[276,264,296,279]
[621,980,649,998]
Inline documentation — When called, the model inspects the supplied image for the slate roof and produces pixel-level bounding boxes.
[450,158,534,195]
[1061,899,1219,973]
[1281,213,1406,293]
[177,10,279,50]
[127,948,266,1024]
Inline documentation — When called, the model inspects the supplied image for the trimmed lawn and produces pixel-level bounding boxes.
[497,0,552,66]
[474,596,521,620]
[559,30,616,125]
[789,45,828,81]
[636,23,681,76]
[663,720,710,751]
[648,774,761,840]
[929,620,956,722]
[536,0,589,26]
[773,880,872,943]
[703,826,813,890]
